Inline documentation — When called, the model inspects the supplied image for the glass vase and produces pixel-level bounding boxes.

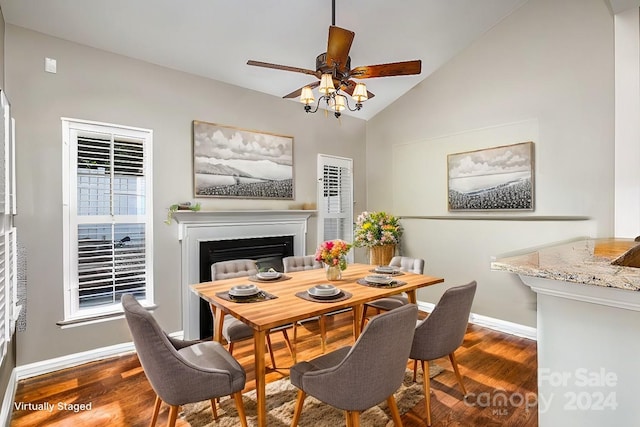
[325,264,342,281]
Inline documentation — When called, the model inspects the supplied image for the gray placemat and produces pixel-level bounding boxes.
[215,290,278,303]
[295,290,352,303]
[356,278,406,288]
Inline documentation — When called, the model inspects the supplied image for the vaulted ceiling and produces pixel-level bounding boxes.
[0,0,530,119]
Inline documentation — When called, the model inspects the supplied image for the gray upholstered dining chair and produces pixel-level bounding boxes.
[211,259,294,368]
[282,255,323,272]
[122,294,248,427]
[289,303,418,427]
[360,255,425,329]
[410,280,477,427]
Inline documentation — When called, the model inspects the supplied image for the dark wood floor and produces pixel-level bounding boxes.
[11,310,537,427]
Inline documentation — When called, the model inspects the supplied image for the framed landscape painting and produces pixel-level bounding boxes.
[447,141,534,211]
[192,121,294,199]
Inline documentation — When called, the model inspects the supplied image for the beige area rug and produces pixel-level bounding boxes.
[181,365,444,427]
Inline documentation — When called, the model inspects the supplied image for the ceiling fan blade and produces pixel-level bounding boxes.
[283,81,320,99]
[247,60,321,78]
[349,60,422,79]
[342,80,375,99]
[326,26,355,72]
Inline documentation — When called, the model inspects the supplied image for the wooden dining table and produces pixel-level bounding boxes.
[191,263,444,427]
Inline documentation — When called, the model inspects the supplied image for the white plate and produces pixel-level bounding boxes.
[364,275,394,285]
[374,266,397,274]
[256,271,281,280]
[229,284,260,297]
[308,284,340,297]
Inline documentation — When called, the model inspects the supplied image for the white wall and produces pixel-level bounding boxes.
[366,0,614,327]
[5,25,367,364]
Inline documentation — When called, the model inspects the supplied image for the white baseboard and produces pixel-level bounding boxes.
[416,301,537,341]
[1,367,18,427]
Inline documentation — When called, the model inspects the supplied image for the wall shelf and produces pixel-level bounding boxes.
[399,215,590,221]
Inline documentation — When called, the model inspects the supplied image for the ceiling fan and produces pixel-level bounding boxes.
[247,0,422,118]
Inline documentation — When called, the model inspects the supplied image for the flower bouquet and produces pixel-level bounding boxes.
[353,211,402,247]
[315,239,352,280]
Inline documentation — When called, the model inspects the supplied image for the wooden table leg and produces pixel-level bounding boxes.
[254,329,267,427]
[352,304,363,339]
[407,289,417,304]
[210,304,224,343]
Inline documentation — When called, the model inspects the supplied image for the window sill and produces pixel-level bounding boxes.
[56,303,158,329]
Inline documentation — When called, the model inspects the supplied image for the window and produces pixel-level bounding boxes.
[317,154,354,262]
[62,119,153,323]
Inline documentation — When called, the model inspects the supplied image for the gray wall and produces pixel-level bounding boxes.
[5,25,367,365]
[366,0,614,327]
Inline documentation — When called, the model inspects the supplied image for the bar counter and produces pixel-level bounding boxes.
[491,237,640,291]
[491,237,640,427]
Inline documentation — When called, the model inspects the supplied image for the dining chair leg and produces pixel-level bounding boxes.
[349,411,361,427]
[387,395,403,426]
[266,333,277,368]
[422,360,432,427]
[412,359,418,382]
[167,404,179,427]
[149,394,161,427]
[291,390,306,427]
[228,342,235,355]
[359,305,369,332]
[449,352,467,396]
[281,329,296,363]
[209,398,218,420]
[233,391,248,427]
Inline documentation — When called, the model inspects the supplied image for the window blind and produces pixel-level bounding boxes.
[317,155,353,260]
[76,134,147,308]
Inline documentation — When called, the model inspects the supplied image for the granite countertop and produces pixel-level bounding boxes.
[491,238,640,291]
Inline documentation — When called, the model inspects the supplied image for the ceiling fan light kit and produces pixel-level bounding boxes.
[301,73,365,118]
[247,1,421,119]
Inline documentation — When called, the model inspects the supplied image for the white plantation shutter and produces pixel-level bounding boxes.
[0,90,15,363]
[317,155,353,262]
[7,228,16,335]
[0,233,6,358]
[63,119,153,321]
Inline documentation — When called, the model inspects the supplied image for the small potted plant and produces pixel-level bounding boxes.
[164,202,201,225]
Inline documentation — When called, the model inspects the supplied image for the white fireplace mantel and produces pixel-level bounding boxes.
[173,210,314,339]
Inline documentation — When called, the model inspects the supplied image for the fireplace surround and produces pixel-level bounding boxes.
[173,210,313,339]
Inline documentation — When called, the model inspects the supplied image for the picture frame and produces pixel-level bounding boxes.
[192,121,294,199]
[447,141,534,211]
